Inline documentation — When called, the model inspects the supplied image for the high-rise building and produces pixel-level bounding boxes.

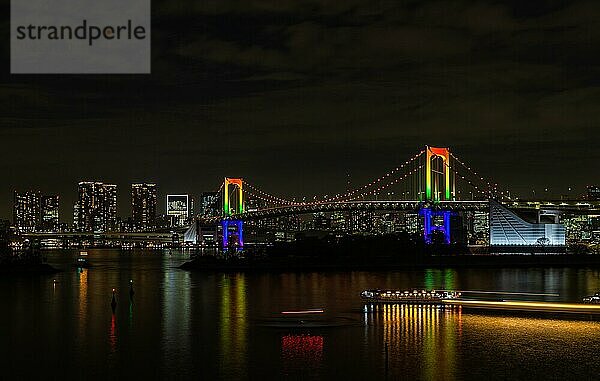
[312,213,331,230]
[346,211,374,233]
[13,191,41,232]
[74,182,118,232]
[132,183,157,231]
[404,212,421,235]
[166,194,189,227]
[588,186,600,200]
[0,219,10,248]
[199,192,221,217]
[41,195,59,232]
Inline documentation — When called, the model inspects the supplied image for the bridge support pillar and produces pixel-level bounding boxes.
[222,219,244,248]
[420,208,451,244]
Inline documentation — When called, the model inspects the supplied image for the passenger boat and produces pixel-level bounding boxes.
[360,289,461,304]
[582,292,600,304]
[76,251,90,268]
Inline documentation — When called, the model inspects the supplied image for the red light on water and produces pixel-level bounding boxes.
[281,334,324,364]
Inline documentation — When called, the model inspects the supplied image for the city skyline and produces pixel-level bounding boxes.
[1,1,599,221]
[3,2,600,379]
[5,174,599,225]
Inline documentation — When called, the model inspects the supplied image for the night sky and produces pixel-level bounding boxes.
[1,0,599,221]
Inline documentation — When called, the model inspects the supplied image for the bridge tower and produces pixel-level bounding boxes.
[224,177,244,216]
[423,146,453,244]
[425,146,452,202]
[222,178,244,248]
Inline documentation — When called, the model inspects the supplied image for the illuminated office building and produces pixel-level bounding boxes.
[132,183,157,231]
[41,195,59,232]
[404,212,421,235]
[74,182,118,232]
[166,194,189,227]
[13,191,41,232]
[199,192,221,217]
[313,213,331,230]
[347,211,374,233]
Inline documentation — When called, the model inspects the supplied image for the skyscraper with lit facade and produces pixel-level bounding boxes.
[41,195,59,232]
[166,194,188,227]
[13,191,41,232]
[199,192,220,217]
[132,183,157,231]
[74,182,118,232]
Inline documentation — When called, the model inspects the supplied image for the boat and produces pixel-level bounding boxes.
[76,251,90,268]
[582,292,600,304]
[360,289,461,304]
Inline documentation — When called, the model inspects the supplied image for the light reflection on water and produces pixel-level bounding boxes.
[2,249,600,380]
[365,304,461,380]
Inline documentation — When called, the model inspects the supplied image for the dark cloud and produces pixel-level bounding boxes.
[1,0,599,220]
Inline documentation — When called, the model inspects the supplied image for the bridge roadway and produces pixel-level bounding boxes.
[506,200,600,214]
[22,229,188,243]
[222,199,600,222]
[221,200,489,222]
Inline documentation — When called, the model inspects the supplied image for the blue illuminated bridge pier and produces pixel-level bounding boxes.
[186,146,597,250]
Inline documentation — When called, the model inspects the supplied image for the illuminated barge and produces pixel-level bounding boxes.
[360,289,461,304]
[582,292,600,304]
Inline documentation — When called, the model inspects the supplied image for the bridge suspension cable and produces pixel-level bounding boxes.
[323,149,425,202]
[449,166,495,200]
[449,153,513,200]
[243,180,299,205]
[332,163,426,201]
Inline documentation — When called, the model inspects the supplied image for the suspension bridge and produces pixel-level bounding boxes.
[189,145,544,248]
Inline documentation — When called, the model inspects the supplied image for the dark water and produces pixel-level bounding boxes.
[2,249,600,380]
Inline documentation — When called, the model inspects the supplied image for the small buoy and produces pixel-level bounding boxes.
[129,280,135,300]
[111,289,117,311]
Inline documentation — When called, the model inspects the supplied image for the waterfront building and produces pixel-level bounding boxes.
[74,182,118,232]
[13,191,41,232]
[489,201,565,248]
[199,191,221,217]
[347,211,374,233]
[0,219,10,246]
[313,213,331,230]
[468,210,490,245]
[404,212,421,235]
[330,212,346,231]
[166,194,189,227]
[41,195,59,232]
[132,183,157,231]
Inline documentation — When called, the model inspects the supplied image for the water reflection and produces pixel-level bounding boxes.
[281,334,324,377]
[162,264,192,370]
[5,250,600,380]
[219,274,248,378]
[78,269,88,340]
[109,312,117,354]
[424,268,457,290]
[365,304,461,380]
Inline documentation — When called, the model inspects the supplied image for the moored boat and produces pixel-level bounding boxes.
[76,251,90,268]
[583,292,600,304]
[361,289,461,304]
